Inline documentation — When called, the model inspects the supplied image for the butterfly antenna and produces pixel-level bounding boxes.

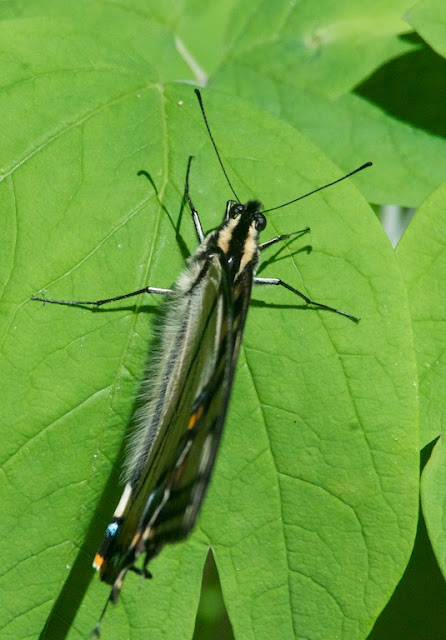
[194,89,241,203]
[263,162,372,213]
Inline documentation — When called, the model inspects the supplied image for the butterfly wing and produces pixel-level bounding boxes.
[94,250,252,597]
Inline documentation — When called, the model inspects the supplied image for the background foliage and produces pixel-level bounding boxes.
[0,1,444,639]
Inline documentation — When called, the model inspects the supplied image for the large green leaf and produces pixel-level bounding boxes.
[0,0,434,209]
[407,0,446,58]
[395,182,446,449]
[0,0,415,97]
[0,5,418,640]
[395,182,446,582]
[176,0,415,98]
[211,41,446,208]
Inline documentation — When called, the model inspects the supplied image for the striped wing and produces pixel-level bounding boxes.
[95,252,252,590]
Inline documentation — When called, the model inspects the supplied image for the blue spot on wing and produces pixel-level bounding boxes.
[106,522,119,538]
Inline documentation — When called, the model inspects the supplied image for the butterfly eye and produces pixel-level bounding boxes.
[255,213,267,231]
[230,204,244,219]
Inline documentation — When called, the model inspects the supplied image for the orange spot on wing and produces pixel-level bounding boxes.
[93,553,104,571]
[188,405,204,430]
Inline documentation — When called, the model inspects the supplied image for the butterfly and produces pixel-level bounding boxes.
[32,89,370,636]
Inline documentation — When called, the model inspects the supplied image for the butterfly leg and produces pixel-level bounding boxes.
[91,571,126,638]
[253,277,359,322]
[259,227,310,251]
[129,565,153,580]
[31,286,172,308]
[184,155,205,243]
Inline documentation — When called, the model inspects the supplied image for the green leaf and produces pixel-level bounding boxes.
[395,181,446,448]
[0,0,416,96]
[406,0,446,58]
[366,502,446,640]
[421,438,446,582]
[0,5,419,640]
[211,41,446,208]
[199,98,418,640]
[178,0,416,98]
[395,181,446,582]
[3,2,440,209]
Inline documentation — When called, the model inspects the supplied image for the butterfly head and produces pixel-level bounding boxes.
[224,200,266,232]
[214,200,266,277]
